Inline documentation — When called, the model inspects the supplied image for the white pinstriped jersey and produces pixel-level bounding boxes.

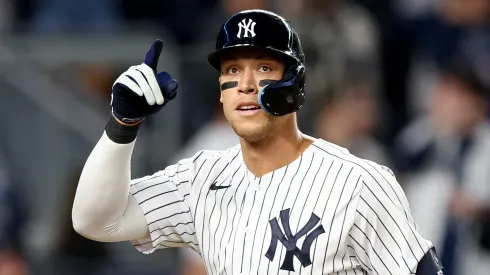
[129,139,433,275]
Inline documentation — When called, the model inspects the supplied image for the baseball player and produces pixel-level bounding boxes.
[72,9,444,275]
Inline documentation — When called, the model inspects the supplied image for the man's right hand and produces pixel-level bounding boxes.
[111,39,178,124]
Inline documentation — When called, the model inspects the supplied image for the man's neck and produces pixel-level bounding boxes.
[240,127,315,177]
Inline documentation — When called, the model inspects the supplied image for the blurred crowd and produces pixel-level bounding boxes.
[0,0,489,274]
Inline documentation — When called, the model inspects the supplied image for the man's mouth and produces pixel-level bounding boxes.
[238,106,261,111]
[236,103,262,115]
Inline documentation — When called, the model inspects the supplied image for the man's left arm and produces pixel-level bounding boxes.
[348,164,443,275]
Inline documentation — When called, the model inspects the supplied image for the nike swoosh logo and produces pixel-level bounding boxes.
[210,181,231,190]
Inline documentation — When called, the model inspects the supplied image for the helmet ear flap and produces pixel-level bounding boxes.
[258,64,306,116]
[295,65,306,92]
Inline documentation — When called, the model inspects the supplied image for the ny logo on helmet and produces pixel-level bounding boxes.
[237,18,256,38]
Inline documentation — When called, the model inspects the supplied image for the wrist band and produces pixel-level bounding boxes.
[105,115,141,144]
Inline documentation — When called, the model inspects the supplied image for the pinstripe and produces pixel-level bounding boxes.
[257,166,289,272]
[268,155,303,274]
[349,235,377,275]
[329,176,361,273]
[230,172,252,275]
[285,157,324,275]
[216,188,237,271]
[144,198,185,215]
[352,224,393,275]
[249,171,275,272]
[138,188,178,204]
[297,159,335,275]
[149,220,193,234]
[148,210,191,225]
[192,151,205,163]
[275,153,315,274]
[355,209,412,272]
[357,195,415,264]
[240,190,257,273]
[132,180,170,195]
[361,184,419,261]
[347,245,372,272]
[348,253,359,275]
[313,143,427,254]
[217,167,245,272]
[320,167,353,274]
[313,143,400,207]
[128,140,431,275]
[303,163,344,275]
[197,156,230,274]
[130,170,173,186]
[207,151,241,275]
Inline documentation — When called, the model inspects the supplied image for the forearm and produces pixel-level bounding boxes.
[72,117,148,242]
[72,129,133,236]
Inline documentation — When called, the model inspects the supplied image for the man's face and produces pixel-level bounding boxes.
[219,48,287,142]
[430,75,484,134]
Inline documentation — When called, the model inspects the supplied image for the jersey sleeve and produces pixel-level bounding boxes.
[129,151,205,254]
[348,162,434,275]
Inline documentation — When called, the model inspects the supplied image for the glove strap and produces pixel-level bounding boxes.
[105,114,141,144]
[112,109,144,124]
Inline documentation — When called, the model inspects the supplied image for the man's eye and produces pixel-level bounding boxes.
[259,66,272,72]
[228,67,239,74]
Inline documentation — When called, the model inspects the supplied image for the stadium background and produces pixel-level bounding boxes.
[0,0,489,274]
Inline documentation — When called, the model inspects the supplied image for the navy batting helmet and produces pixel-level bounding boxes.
[207,9,307,116]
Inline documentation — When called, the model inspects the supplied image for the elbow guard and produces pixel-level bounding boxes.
[416,247,444,275]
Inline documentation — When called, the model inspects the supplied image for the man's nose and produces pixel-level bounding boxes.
[238,70,257,94]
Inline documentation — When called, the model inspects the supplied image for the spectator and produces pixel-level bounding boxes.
[395,60,490,275]
[0,151,28,275]
[50,168,113,275]
[403,0,490,116]
[313,76,391,167]
[274,0,381,134]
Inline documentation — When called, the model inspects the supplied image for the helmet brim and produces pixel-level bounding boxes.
[207,44,300,72]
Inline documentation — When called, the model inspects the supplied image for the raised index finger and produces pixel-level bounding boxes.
[144,39,164,71]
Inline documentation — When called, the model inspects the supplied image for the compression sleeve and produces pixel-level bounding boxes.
[71,131,150,242]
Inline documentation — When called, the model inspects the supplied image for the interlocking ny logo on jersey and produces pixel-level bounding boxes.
[265,208,325,271]
[237,18,256,38]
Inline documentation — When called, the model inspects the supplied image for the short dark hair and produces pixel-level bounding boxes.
[441,59,488,98]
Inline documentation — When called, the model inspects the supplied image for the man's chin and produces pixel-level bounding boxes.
[232,124,268,143]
